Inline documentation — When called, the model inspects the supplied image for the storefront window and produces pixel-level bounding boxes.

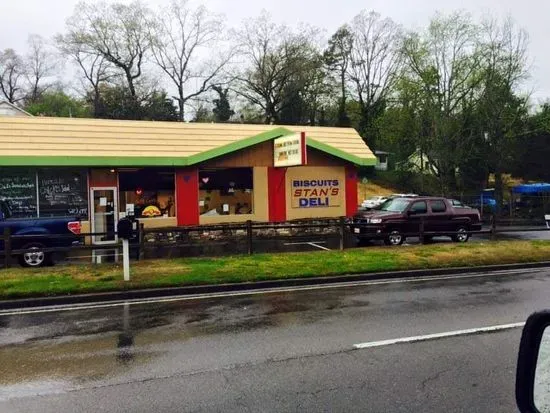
[199,168,254,216]
[118,169,175,218]
[38,169,88,218]
[0,168,37,218]
[0,168,88,218]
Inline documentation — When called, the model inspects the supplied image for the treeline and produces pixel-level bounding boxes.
[1,0,550,198]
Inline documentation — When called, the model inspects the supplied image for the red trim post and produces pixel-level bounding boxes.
[345,165,358,217]
[176,168,199,226]
[268,167,287,222]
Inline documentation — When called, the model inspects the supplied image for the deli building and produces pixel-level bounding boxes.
[0,117,375,243]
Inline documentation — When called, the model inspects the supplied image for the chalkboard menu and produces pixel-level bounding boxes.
[38,169,88,218]
[0,168,37,217]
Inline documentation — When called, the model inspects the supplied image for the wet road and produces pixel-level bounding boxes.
[1,268,550,412]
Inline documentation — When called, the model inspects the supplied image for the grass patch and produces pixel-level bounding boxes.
[1,240,550,300]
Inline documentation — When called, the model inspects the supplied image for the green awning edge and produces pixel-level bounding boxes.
[0,156,190,167]
[307,138,377,166]
[0,127,376,167]
[185,127,294,165]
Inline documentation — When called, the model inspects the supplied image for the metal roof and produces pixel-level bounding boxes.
[0,100,32,117]
[0,117,376,167]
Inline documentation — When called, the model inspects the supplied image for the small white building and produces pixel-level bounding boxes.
[374,150,390,171]
[0,100,32,117]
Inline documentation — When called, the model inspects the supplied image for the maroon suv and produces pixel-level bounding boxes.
[351,197,482,246]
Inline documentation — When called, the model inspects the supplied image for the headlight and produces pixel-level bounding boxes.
[369,218,383,224]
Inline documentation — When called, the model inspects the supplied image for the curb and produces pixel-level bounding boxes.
[1,261,550,311]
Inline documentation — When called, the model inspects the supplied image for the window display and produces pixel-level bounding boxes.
[118,169,175,218]
[199,168,254,216]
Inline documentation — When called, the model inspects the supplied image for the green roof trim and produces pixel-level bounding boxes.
[307,138,377,166]
[0,156,190,167]
[186,127,294,165]
[0,126,376,167]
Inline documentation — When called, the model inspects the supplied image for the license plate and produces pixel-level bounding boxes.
[354,228,360,234]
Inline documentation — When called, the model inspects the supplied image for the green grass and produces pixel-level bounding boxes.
[1,240,550,300]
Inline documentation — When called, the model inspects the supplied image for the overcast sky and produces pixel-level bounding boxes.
[2,0,549,103]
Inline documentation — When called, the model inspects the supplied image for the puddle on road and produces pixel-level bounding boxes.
[0,291,357,397]
[0,380,70,402]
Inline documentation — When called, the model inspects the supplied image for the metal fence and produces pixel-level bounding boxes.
[452,194,550,220]
[1,216,549,269]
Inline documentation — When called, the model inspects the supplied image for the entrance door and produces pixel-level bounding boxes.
[90,187,118,245]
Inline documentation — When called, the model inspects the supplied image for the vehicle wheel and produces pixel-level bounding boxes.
[452,226,470,243]
[18,243,52,268]
[384,230,404,246]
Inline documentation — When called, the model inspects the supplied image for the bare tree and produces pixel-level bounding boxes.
[0,49,25,103]
[56,34,116,116]
[149,0,231,121]
[235,12,322,124]
[25,34,57,103]
[348,11,403,142]
[63,1,150,98]
[481,16,529,91]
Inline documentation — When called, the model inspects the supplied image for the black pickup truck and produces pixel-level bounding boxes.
[0,200,82,267]
[350,196,482,246]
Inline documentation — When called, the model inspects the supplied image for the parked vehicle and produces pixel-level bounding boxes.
[392,193,419,198]
[350,196,482,246]
[448,199,471,208]
[0,200,82,267]
[366,193,420,211]
[361,196,388,209]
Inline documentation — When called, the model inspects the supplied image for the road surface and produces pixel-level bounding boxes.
[1,268,549,412]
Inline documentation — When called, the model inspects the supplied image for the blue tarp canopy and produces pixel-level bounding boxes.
[512,183,550,194]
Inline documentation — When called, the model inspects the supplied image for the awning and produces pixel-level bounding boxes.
[512,183,550,194]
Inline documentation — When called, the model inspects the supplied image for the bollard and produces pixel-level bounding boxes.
[122,239,130,281]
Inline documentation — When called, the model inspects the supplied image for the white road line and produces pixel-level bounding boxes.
[0,268,540,317]
[353,322,526,349]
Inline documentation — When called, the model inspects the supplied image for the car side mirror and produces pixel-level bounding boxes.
[516,311,550,412]
[407,210,415,216]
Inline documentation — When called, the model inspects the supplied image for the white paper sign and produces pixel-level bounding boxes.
[99,197,107,207]
[199,200,205,207]
[274,133,306,167]
[126,204,135,213]
[223,204,229,212]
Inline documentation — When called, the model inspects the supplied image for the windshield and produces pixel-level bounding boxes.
[379,198,410,212]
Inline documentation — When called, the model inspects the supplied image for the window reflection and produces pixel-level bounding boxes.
[199,168,254,216]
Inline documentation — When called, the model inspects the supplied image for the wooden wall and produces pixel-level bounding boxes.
[201,142,347,168]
